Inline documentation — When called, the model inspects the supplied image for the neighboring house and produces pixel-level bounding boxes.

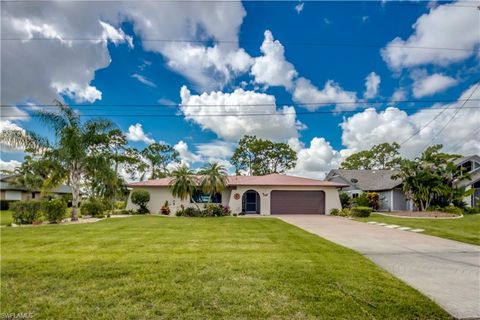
[126,173,346,215]
[0,174,73,207]
[325,169,412,211]
[455,155,480,208]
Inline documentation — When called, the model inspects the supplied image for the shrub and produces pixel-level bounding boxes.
[341,208,351,217]
[80,198,107,218]
[464,207,480,214]
[160,201,171,215]
[440,205,463,216]
[114,201,126,210]
[351,194,370,207]
[366,192,379,210]
[43,198,67,223]
[130,189,150,214]
[176,206,202,217]
[339,192,350,209]
[10,200,43,224]
[203,204,230,217]
[351,206,372,217]
[329,208,340,216]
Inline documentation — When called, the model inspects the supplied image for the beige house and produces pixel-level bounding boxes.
[126,173,346,215]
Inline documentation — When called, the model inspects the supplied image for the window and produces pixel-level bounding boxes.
[352,193,359,198]
[191,189,221,204]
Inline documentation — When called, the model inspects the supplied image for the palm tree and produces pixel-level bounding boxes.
[0,100,115,221]
[198,162,228,202]
[168,165,199,205]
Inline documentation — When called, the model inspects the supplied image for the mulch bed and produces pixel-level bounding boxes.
[379,211,459,218]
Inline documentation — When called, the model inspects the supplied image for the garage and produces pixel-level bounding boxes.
[270,190,325,214]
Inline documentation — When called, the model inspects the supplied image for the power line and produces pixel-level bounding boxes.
[414,83,479,157]
[449,128,480,152]
[2,98,479,109]
[2,37,477,52]
[2,106,479,119]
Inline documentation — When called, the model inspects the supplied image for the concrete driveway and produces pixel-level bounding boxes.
[277,215,480,319]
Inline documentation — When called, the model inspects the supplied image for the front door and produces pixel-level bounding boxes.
[245,191,257,213]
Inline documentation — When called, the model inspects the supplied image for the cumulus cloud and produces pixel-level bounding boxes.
[381,1,479,69]
[180,86,304,141]
[125,123,155,144]
[292,77,358,111]
[0,159,22,172]
[195,140,236,160]
[294,2,304,14]
[340,84,480,158]
[99,20,133,48]
[411,70,458,98]
[251,30,298,89]
[364,72,381,99]
[174,140,202,163]
[131,74,156,87]
[287,137,341,179]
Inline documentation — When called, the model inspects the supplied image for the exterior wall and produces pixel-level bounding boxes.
[126,186,342,215]
[0,190,5,200]
[377,190,392,211]
[126,187,231,214]
[228,186,341,215]
[4,190,22,201]
[392,188,408,211]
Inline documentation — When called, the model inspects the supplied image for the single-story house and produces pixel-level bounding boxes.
[126,173,347,215]
[0,174,74,209]
[454,155,480,207]
[325,169,412,211]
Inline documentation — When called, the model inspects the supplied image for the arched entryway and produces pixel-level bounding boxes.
[242,190,260,214]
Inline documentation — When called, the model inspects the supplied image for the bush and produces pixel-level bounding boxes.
[176,206,202,217]
[339,192,350,209]
[366,192,379,210]
[439,205,463,215]
[464,207,480,214]
[114,201,126,210]
[351,194,370,207]
[329,208,340,216]
[341,208,351,217]
[351,206,372,217]
[10,200,43,224]
[203,204,230,217]
[80,198,107,218]
[43,198,67,223]
[131,189,150,214]
[160,201,171,215]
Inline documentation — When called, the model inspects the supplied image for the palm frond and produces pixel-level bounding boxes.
[53,99,80,127]
[0,129,50,153]
[34,109,69,136]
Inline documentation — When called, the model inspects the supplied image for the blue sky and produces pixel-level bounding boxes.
[1,0,479,178]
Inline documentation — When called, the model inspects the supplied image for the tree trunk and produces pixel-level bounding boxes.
[71,170,81,221]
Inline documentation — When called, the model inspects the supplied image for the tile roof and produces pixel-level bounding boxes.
[128,173,347,188]
[327,169,402,191]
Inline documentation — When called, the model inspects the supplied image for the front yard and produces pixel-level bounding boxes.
[355,213,480,245]
[1,216,448,319]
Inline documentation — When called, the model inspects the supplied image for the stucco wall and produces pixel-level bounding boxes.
[126,186,342,215]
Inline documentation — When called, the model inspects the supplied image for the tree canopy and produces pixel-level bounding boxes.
[231,135,297,175]
[340,142,402,170]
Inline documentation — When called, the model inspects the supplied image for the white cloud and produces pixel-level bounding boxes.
[195,140,235,160]
[125,123,155,144]
[340,84,480,158]
[99,20,133,48]
[411,70,458,98]
[295,2,304,14]
[364,72,381,99]
[174,140,202,163]
[180,86,304,141]
[381,2,479,69]
[131,73,156,88]
[391,87,407,102]
[251,30,298,89]
[288,137,341,179]
[292,77,358,111]
[0,159,22,172]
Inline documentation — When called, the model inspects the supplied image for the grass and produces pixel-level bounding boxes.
[0,210,13,226]
[355,213,480,245]
[1,216,449,319]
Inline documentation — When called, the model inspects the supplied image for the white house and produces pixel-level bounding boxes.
[126,173,346,215]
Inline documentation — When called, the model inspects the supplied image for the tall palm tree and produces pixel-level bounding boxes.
[168,165,199,204]
[0,100,115,221]
[198,162,228,202]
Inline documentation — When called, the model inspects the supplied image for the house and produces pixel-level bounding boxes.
[454,155,480,208]
[0,174,74,209]
[126,173,347,215]
[325,169,412,211]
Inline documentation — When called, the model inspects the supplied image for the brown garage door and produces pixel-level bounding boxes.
[270,190,325,214]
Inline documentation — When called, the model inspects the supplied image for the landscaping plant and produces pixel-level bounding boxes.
[366,192,379,210]
[160,201,171,215]
[10,200,43,224]
[80,198,107,218]
[351,206,372,217]
[339,192,350,209]
[43,198,67,223]
[130,189,150,214]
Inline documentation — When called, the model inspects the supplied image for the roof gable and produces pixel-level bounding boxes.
[327,169,402,191]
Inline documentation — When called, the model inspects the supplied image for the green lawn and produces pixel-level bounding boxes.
[356,213,480,245]
[1,217,449,319]
[0,210,13,226]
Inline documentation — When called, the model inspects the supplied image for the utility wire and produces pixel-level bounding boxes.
[2,98,479,109]
[449,128,480,152]
[414,83,479,157]
[2,37,477,52]
[2,106,479,118]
